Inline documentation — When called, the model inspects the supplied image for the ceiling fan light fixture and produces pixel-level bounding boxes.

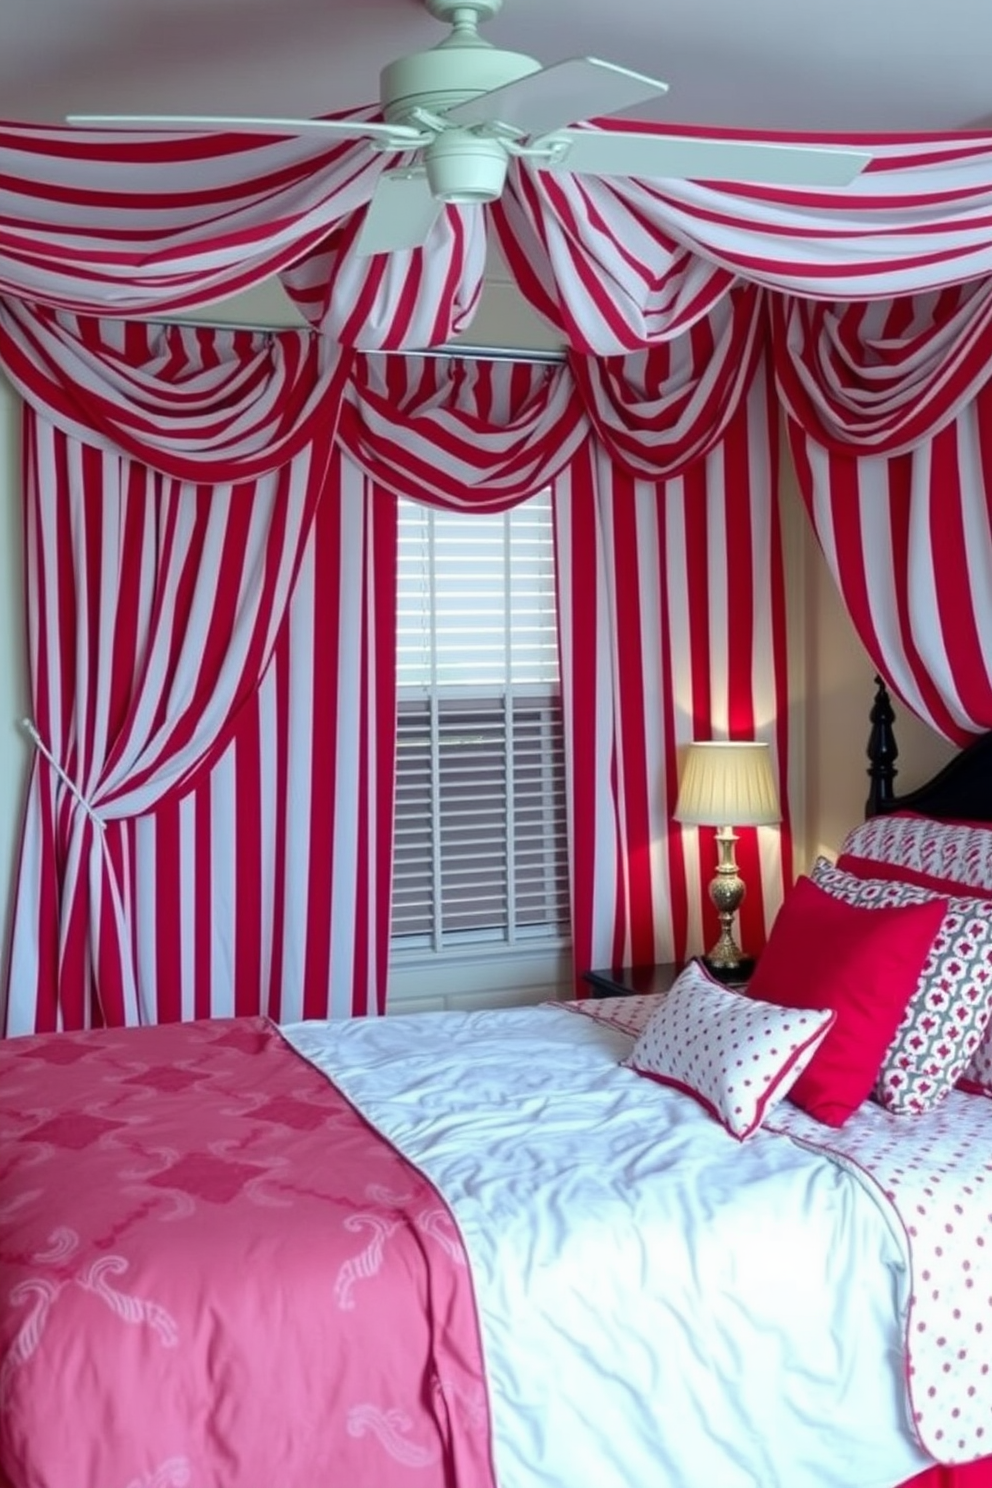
[424,130,509,202]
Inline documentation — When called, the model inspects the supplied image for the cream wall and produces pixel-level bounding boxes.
[0,277,960,985]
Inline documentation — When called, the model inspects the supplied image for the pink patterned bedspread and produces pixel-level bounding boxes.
[0,1018,495,1488]
[559,994,992,1466]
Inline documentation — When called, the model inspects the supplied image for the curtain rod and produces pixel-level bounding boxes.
[163,318,567,365]
[404,342,567,365]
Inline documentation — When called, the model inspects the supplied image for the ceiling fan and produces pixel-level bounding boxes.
[68,0,872,259]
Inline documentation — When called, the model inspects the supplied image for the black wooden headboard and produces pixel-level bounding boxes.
[866,676,992,822]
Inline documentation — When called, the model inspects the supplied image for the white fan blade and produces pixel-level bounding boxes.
[542,129,872,187]
[355,171,443,256]
[446,57,668,138]
[66,114,426,145]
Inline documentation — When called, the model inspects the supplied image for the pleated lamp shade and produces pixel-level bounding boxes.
[674,742,781,829]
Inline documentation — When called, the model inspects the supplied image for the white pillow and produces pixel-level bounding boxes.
[625,962,835,1141]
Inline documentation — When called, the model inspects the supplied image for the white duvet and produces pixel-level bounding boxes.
[282,1004,933,1488]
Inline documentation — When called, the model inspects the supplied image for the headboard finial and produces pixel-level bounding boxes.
[866,675,898,818]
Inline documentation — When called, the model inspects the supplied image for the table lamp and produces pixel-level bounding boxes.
[674,740,782,976]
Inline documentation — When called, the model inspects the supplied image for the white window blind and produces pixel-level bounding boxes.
[392,492,570,954]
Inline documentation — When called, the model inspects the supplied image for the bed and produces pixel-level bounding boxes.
[1,687,992,1488]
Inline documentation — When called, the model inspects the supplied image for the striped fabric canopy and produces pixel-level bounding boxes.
[3,117,992,350]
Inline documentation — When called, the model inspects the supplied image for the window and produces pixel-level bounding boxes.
[391,492,571,966]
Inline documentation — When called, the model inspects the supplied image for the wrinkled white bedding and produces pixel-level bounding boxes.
[283,1004,932,1488]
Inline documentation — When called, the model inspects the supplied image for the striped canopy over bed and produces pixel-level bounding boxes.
[2,116,992,1037]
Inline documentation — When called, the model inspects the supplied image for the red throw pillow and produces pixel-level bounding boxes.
[746,875,947,1127]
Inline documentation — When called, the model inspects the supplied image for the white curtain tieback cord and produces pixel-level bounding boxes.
[20,719,105,829]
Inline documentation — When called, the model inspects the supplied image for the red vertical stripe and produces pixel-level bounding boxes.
[370,483,399,1018]
[765,401,793,899]
[552,448,600,983]
[232,701,263,1019]
[152,800,183,1024]
[192,778,213,1023]
[722,400,764,959]
[301,467,342,1021]
[265,625,292,1024]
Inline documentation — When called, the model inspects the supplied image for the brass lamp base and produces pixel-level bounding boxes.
[703,826,750,974]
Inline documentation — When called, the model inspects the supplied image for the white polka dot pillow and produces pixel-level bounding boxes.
[624,962,836,1141]
[810,857,992,1110]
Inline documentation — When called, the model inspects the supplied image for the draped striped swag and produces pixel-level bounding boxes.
[776,283,992,745]
[790,383,992,745]
[338,351,586,507]
[4,119,992,354]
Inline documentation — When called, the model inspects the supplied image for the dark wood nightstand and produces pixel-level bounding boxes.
[583,963,682,999]
[583,959,755,999]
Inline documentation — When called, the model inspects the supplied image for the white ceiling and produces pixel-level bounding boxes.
[2,0,990,135]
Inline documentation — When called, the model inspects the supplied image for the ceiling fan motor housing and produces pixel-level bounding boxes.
[381,0,540,126]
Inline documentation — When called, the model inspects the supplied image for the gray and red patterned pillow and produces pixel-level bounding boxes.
[625,962,835,1141]
[811,857,992,1111]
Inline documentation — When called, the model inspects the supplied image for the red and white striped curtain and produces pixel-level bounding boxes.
[4,323,363,1035]
[122,447,397,1030]
[0,299,348,478]
[775,282,992,744]
[292,340,793,989]
[4,307,794,1032]
[555,317,791,979]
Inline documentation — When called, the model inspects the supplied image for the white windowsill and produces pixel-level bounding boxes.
[386,942,575,1015]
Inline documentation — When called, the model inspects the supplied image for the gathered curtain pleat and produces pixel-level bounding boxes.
[0,298,351,479]
[775,283,992,742]
[772,280,992,455]
[568,282,766,475]
[279,203,490,349]
[337,351,588,507]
